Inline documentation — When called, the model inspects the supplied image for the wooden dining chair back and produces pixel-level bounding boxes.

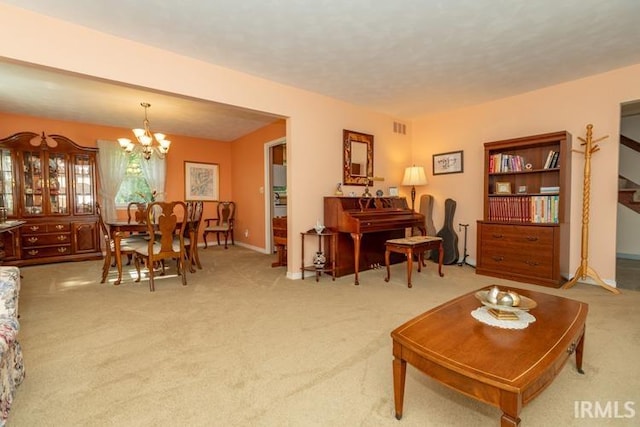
[203,201,236,249]
[97,202,139,285]
[133,201,188,291]
[183,201,204,271]
[127,202,148,224]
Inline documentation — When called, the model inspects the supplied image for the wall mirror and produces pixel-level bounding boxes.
[343,129,374,186]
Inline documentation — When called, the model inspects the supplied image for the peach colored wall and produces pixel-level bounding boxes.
[0,111,231,233]
[412,64,640,286]
[0,5,412,277]
[230,120,286,249]
[6,5,636,283]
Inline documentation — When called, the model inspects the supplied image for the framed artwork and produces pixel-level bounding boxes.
[517,185,528,194]
[184,161,219,201]
[388,186,399,196]
[433,150,464,175]
[495,182,512,194]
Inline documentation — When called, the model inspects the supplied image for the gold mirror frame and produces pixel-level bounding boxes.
[343,129,374,186]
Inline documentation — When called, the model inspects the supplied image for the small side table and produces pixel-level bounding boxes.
[384,236,444,287]
[301,228,337,282]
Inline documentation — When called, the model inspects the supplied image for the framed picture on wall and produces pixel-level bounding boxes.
[433,150,464,175]
[184,161,219,201]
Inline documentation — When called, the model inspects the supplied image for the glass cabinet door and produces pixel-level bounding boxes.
[23,151,44,216]
[48,152,68,214]
[73,154,95,215]
[0,149,14,216]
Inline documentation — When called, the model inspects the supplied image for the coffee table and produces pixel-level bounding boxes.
[391,287,588,426]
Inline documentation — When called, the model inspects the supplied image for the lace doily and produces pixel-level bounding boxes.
[471,306,536,329]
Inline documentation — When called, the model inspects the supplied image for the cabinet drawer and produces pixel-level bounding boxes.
[47,223,70,232]
[22,233,71,247]
[480,224,554,247]
[479,247,553,279]
[21,223,70,234]
[22,245,71,258]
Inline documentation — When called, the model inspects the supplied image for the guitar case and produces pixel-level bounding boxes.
[414,194,437,258]
[431,198,459,265]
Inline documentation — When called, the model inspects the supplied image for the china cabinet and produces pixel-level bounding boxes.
[0,132,101,265]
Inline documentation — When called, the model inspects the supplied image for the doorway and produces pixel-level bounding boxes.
[264,137,287,254]
[616,101,640,291]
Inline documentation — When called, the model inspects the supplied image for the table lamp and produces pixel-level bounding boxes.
[402,166,428,211]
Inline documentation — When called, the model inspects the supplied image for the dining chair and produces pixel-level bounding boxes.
[203,201,236,249]
[127,202,148,224]
[183,201,204,271]
[97,202,142,284]
[133,201,188,291]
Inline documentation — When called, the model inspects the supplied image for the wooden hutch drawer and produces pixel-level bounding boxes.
[22,233,71,247]
[22,245,71,258]
[21,223,70,234]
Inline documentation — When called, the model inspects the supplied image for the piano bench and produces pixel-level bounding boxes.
[384,236,444,287]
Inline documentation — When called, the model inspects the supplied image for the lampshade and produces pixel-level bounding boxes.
[402,166,428,186]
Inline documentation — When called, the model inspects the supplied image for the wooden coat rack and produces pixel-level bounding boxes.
[562,124,620,294]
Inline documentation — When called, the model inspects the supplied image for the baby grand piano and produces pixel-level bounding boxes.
[324,196,425,285]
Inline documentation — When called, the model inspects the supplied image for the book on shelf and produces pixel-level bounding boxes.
[489,153,526,173]
[540,186,560,194]
[543,150,559,169]
[543,150,554,169]
[488,194,559,223]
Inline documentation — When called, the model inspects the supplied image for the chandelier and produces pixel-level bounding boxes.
[118,102,171,160]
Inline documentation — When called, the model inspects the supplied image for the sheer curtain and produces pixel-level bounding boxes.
[140,151,167,201]
[96,140,128,222]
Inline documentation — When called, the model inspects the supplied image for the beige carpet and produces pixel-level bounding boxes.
[8,246,640,426]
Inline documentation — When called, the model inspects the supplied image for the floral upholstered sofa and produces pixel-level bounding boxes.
[0,267,24,425]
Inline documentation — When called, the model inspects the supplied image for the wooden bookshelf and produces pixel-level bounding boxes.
[476,131,572,287]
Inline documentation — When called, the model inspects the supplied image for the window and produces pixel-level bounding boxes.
[115,152,153,205]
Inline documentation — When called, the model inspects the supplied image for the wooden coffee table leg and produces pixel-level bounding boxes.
[393,355,407,420]
[575,327,586,374]
[500,393,522,427]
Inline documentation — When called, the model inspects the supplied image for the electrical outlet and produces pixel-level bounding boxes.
[244,229,249,237]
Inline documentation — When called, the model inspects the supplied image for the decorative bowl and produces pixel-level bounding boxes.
[475,290,537,312]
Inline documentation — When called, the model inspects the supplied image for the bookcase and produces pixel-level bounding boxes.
[476,131,571,287]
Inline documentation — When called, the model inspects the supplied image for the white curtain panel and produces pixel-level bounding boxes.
[96,140,128,221]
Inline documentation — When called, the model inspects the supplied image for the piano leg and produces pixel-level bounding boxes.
[350,232,362,285]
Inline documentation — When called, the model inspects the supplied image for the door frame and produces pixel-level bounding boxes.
[263,137,286,255]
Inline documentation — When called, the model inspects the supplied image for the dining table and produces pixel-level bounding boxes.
[105,220,149,285]
[106,219,196,285]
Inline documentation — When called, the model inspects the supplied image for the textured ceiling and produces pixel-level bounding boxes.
[1,1,640,141]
